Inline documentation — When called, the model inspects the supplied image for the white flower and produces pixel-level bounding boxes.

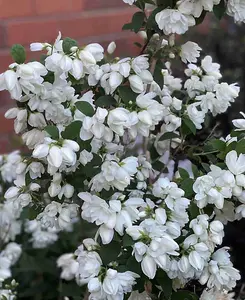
[227,0,245,23]
[57,253,79,280]
[180,42,202,63]
[79,150,93,166]
[129,75,144,93]
[123,0,136,4]
[225,150,245,175]
[200,288,235,300]
[202,56,221,79]
[187,103,205,129]
[108,108,133,136]
[75,246,102,285]
[155,9,195,35]
[232,111,245,130]
[200,248,240,290]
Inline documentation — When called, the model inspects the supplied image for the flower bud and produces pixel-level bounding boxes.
[33,144,49,158]
[141,255,156,279]
[107,41,116,54]
[129,75,144,94]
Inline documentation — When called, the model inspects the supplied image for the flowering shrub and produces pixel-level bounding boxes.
[1,0,245,299]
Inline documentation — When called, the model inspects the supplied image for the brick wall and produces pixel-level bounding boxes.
[0,0,142,153]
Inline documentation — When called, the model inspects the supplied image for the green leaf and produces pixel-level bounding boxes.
[182,117,196,135]
[171,291,198,300]
[180,178,194,198]
[236,139,245,155]
[146,7,162,30]
[76,101,95,117]
[153,59,164,88]
[189,202,199,219]
[178,168,189,179]
[156,270,172,300]
[11,44,26,64]
[192,164,199,178]
[44,125,59,139]
[96,95,117,108]
[201,162,211,172]
[118,86,137,104]
[159,132,179,141]
[195,10,207,25]
[132,11,145,33]
[122,23,134,31]
[122,11,145,33]
[123,234,134,247]
[157,0,175,9]
[209,139,226,151]
[126,256,142,274]
[61,121,82,139]
[62,37,78,54]
[100,241,121,265]
[152,160,165,172]
[213,0,226,20]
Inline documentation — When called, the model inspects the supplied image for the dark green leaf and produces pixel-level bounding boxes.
[44,125,59,139]
[123,234,134,247]
[180,178,194,198]
[100,241,121,265]
[11,44,26,64]
[122,23,134,31]
[182,117,196,135]
[153,59,164,88]
[76,101,95,117]
[156,270,172,300]
[178,168,189,179]
[132,11,145,33]
[192,164,199,178]
[95,95,117,108]
[159,132,179,141]
[236,139,245,155]
[152,160,165,172]
[157,0,175,9]
[209,139,226,151]
[146,7,162,30]
[126,256,142,274]
[62,37,78,54]
[189,202,199,219]
[195,10,207,25]
[62,121,82,139]
[213,0,226,20]
[118,86,137,104]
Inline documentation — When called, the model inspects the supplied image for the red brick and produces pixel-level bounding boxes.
[0,0,34,19]
[0,49,13,72]
[84,0,125,10]
[34,0,84,15]
[0,91,12,107]
[0,113,14,134]
[0,136,11,153]
[59,9,136,40]
[0,25,6,48]
[5,18,60,46]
